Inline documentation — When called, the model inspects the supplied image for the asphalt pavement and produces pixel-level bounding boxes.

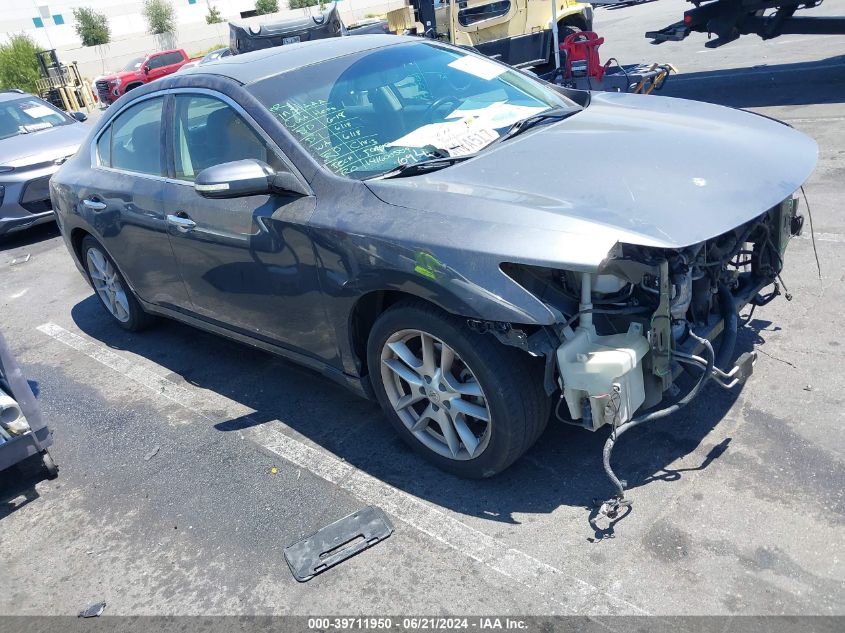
[1,0,843,618]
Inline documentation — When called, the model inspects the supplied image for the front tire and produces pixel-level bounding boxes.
[367,301,550,478]
[81,235,154,332]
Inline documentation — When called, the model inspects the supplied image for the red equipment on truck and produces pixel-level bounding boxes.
[543,31,676,94]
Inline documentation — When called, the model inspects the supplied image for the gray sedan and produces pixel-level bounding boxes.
[49,35,816,484]
[0,90,89,238]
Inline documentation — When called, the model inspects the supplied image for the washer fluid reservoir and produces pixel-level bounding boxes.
[556,322,650,430]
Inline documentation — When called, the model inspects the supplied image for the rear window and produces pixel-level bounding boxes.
[101,97,165,176]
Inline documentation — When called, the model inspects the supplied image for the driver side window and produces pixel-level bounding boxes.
[172,94,285,181]
[146,55,165,70]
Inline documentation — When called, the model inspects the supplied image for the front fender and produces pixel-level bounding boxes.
[310,221,562,377]
[313,222,560,325]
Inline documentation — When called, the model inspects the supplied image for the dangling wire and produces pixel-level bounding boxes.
[800,185,822,281]
[739,303,756,327]
[598,331,714,515]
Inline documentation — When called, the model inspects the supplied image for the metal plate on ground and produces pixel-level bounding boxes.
[284,506,394,582]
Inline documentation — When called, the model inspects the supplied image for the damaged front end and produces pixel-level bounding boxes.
[504,194,804,513]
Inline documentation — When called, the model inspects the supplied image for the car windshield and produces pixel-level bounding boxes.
[0,97,71,140]
[123,57,145,71]
[248,41,579,179]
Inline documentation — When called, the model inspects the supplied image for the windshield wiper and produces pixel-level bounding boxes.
[372,154,478,180]
[369,107,579,179]
[496,106,580,143]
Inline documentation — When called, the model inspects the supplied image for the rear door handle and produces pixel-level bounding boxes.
[167,213,196,233]
[82,198,107,210]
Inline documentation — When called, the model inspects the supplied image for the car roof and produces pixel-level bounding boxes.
[179,34,411,85]
[0,90,32,103]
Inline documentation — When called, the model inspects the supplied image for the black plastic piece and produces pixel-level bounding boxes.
[284,506,394,582]
[78,602,106,618]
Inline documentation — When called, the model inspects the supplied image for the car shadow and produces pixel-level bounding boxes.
[0,222,60,252]
[659,54,845,108]
[70,295,754,528]
[0,453,48,520]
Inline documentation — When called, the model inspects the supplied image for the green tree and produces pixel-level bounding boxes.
[143,0,175,35]
[0,34,41,94]
[254,0,279,15]
[72,7,111,46]
[288,0,318,8]
[206,2,223,24]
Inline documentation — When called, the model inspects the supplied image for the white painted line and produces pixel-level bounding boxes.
[799,232,845,244]
[37,322,647,615]
[783,117,845,124]
[36,322,222,421]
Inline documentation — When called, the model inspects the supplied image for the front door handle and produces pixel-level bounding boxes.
[167,212,196,233]
[82,198,107,211]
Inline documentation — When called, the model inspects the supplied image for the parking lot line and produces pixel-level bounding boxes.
[804,232,845,244]
[36,322,648,615]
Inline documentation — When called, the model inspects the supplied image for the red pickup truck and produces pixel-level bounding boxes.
[95,49,195,105]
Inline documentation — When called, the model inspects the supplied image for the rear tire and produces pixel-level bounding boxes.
[559,22,583,42]
[81,235,154,332]
[367,300,550,478]
[557,21,584,56]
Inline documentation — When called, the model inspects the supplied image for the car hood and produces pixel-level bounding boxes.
[0,123,89,168]
[366,92,817,260]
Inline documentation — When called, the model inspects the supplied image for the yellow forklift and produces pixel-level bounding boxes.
[386,0,674,93]
[34,49,95,113]
[387,0,594,69]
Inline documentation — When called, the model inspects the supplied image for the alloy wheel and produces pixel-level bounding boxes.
[380,329,492,460]
[86,247,131,323]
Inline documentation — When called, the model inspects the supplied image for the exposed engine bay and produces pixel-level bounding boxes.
[502,196,804,516]
[501,194,804,514]
[556,194,802,428]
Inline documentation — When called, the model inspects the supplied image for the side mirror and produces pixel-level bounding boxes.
[143,65,151,73]
[194,159,306,199]
[71,111,87,122]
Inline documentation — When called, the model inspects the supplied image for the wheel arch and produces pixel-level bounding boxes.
[70,227,141,299]
[556,6,591,32]
[346,285,547,385]
[348,289,429,382]
[70,226,92,267]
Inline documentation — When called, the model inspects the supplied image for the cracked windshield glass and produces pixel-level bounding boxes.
[249,41,577,179]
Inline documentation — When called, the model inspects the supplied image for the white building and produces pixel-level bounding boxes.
[1,0,400,80]
[1,1,303,48]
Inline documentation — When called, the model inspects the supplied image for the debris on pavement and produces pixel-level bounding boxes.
[9,254,31,266]
[143,445,160,461]
[78,602,106,618]
[284,506,394,582]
